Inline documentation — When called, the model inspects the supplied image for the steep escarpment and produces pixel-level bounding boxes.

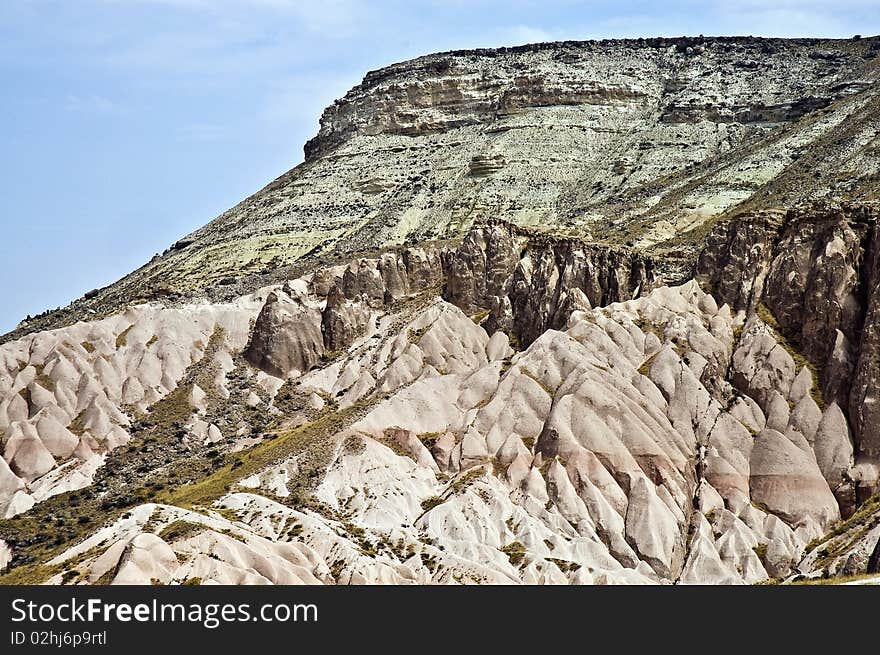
[442,221,656,346]
[3,209,877,586]
[697,203,880,509]
[7,36,880,343]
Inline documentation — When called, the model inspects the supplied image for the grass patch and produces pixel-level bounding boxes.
[806,492,880,554]
[634,317,663,342]
[789,572,880,585]
[500,541,527,567]
[157,520,204,543]
[470,309,491,325]
[638,352,658,376]
[115,325,134,348]
[284,517,303,538]
[154,396,378,511]
[518,366,555,395]
[417,432,440,450]
[0,563,64,585]
[757,303,825,409]
[66,411,87,437]
[408,325,430,344]
[420,496,444,512]
[547,557,581,573]
[756,303,781,331]
[33,364,55,392]
[450,467,485,495]
[732,323,744,346]
[491,457,507,477]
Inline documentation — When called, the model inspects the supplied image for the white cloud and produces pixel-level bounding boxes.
[497,25,557,45]
[101,0,366,36]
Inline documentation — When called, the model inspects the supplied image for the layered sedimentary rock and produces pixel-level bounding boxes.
[9,36,880,343]
[696,203,880,509]
[443,221,656,346]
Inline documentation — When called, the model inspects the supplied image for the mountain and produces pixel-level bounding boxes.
[2,36,880,585]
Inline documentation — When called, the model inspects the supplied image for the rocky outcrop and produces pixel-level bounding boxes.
[697,204,880,492]
[6,35,880,586]
[13,279,826,585]
[245,290,325,377]
[695,211,784,312]
[16,36,879,340]
[763,209,870,401]
[850,222,880,462]
[247,245,443,375]
[321,286,370,352]
[247,219,655,364]
[443,220,657,346]
[0,228,870,585]
[304,37,873,163]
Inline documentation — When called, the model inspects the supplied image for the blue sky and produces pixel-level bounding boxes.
[2,1,878,334]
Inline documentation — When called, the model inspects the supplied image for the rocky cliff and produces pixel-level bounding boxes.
[2,36,880,586]
[8,35,880,343]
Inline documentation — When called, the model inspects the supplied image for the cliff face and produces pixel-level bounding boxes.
[9,36,880,343]
[442,221,656,346]
[697,203,880,485]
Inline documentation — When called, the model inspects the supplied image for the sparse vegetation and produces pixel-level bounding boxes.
[500,541,527,567]
[547,557,581,573]
[450,467,485,494]
[33,364,55,392]
[638,352,658,376]
[417,432,439,450]
[420,496,444,512]
[805,492,880,568]
[60,569,80,585]
[115,325,134,348]
[408,325,430,344]
[470,308,491,325]
[757,303,825,409]
[158,520,204,543]
[789,572,880,585]
[491,457,507,477]
[518,366,555,395]
[752,543,768,561]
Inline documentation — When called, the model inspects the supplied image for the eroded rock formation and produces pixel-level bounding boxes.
[3,36,880,586]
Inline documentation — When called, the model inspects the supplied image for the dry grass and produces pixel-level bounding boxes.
[789,572,880,585]
[757,303,825,410]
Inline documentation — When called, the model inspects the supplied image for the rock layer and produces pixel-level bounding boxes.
[697,204,880,498]
[9,36,880,342]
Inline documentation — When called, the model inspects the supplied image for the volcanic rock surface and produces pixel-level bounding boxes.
[3,35,880,586]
